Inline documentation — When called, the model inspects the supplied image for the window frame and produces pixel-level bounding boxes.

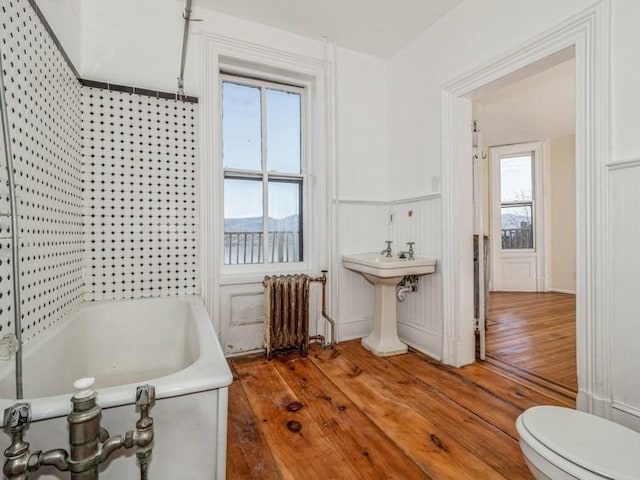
[219,72,310,274]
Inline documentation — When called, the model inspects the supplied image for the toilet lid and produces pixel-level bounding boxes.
[521,406,640,480]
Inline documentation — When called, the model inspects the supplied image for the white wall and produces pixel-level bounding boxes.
[35,0,82,69]
[609,0,640,430]
[549,135,576,293]
[387,0,594,200]
[479,59,575,148]
[388,0,640,429]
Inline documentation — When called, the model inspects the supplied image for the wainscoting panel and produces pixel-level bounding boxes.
[337,202,389,341]
[390,197,443,358]
[220,283,265,356]
[609,164,640,428]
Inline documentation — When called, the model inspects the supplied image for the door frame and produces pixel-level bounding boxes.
[440,1,611,417]
[489,142,546,292]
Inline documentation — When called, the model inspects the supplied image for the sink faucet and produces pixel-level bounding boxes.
[380,240,393,258]
[398,242,415,260]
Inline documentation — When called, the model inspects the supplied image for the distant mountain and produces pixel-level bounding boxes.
[225,214,300,232]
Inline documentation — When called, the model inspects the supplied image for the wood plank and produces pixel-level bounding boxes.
[271,355,429,479]
[335,343,532,479]
[226,363,283,480]
[458,361,575,408]
[486,291,577,394]
[227,341,573,479]
[308,347,512,480]
[234,357,360,479]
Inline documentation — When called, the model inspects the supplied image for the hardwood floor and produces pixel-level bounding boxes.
[485,292,577,399]
[228,341,572,479]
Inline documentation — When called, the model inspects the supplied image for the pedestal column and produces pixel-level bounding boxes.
[361,275,407,356]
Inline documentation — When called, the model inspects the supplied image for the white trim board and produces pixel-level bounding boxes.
[612,401,640,433]
[440,0,611,419]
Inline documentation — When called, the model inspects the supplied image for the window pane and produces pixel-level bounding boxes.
[501,154,532,203]
[266,89,301,174]
[222,82,262,170]
[501,205,534,249]
[268,180,302,262]
[224,178,263,265]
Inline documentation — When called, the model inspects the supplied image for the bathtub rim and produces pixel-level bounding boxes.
[0,295,232,425]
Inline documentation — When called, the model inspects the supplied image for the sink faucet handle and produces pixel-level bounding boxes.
[381,241,393,257]
[406,242,415,260]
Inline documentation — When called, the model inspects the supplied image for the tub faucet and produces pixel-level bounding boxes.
[398,242,415,260]
[380,240,393,258]
[2,380,156,480]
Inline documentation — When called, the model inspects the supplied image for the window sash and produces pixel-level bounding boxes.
[221,74,307,266]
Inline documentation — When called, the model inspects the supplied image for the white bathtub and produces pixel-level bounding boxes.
[0,296,232,479]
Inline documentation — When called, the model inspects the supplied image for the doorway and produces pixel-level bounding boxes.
[440,2,610,414]
[471,57,577,398]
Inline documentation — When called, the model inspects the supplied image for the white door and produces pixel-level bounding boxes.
[490,142,545,292]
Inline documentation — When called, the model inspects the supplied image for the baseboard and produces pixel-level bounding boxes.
[398,323,442,361]
[612,401,640,433]
[549,288,576,295]
[338,318,371,342]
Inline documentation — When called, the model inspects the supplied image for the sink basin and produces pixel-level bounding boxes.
[342,252,437,356]
[342,253,436,279]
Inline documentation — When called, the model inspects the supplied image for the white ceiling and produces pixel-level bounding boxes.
[477,59,576,148]
[196,0,463,58]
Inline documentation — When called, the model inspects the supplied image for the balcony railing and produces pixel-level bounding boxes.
[501,227,533,249]
[224,231,301,265]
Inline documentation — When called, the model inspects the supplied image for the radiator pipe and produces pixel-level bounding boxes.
[309,270,335,349]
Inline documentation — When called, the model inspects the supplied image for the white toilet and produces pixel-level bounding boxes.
[516,406,640,479]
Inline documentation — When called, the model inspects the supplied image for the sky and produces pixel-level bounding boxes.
[222,81,301,221]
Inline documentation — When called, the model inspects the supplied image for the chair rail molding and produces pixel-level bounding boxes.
[440,0,611,417]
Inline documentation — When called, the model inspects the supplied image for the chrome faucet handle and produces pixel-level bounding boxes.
[381,240,393,257]
[3,403,30,430]
[406,242,415,260]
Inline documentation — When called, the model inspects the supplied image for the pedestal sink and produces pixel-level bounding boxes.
[342,253,436,356]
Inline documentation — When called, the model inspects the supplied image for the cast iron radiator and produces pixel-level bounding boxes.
[263,274,311,360]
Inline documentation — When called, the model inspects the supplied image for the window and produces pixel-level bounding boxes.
[500,153,534,249]
[221,75,305,265]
